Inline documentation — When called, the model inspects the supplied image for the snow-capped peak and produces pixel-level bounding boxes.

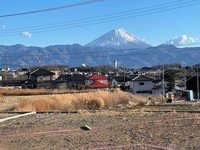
[86,28,151,49]
[112,28,137,42]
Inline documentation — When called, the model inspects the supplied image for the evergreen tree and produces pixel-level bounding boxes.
[164,69,175,92]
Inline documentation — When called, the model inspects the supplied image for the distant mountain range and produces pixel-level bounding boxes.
[0,28,200,69]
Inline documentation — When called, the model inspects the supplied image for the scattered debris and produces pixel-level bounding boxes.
[0,112,36,123]
[80,125,91,130]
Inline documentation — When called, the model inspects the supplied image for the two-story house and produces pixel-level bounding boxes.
[129,75,154,96]
[22,68,55,88]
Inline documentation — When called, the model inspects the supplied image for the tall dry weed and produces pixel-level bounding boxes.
[14,89,150,112]
[15,97,65,111]
[0,95,5,103]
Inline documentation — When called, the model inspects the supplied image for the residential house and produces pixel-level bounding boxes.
[111,76,133,91]
[152,79,169,97]
[22,68,55,89]
[129,75,154,96]
[85,74,108,89]
[26,68,55,82]
[174,85,185,97]
[174,76,186,96]
[55,74,87,89]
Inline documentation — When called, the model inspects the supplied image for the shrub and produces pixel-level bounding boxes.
[87,97,105,110]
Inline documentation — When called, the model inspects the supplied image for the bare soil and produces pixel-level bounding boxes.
[1,95,200,149]
[0,111,200,150]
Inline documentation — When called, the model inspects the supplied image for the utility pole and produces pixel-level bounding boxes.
[162,63,165,102]
[123,64,126,91]
[4,50,8,81]
[197,66,199,101]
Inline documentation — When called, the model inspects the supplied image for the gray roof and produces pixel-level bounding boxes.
[26,69,55,76]
[132,76,154,81]
[57,74,87,81]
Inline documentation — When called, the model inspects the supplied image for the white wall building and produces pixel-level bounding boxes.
[130,76,154,96]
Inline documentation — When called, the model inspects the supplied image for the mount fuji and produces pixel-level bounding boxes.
[86,28,152,49]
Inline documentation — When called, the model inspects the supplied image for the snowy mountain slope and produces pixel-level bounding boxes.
[86,28,152,49]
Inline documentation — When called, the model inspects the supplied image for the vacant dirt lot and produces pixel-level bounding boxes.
[0,92,200,150]
[0,111,200,150]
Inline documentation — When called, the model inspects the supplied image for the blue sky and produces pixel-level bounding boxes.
[0,0,200,47]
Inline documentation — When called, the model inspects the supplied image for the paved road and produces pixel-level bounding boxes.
[163,100,199,105]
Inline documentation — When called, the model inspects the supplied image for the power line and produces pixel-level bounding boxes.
[0,0,104,18]
[0,0,199,36]
[3,1,200,35]
[0,0,184,32]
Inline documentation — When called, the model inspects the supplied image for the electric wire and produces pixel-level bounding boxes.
[0,0,199,36]
[0,0,104,18]
[0,0,186,32]
[2,1,200,35]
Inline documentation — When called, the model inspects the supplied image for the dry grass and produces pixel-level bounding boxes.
[15,97,65,112]
[147,96,163,104]
[0,95,5,103]
[14,89,150,112]
[0,88,83,96]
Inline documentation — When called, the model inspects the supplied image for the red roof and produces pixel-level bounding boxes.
[90,81,108,88]
[89,74,107,80]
